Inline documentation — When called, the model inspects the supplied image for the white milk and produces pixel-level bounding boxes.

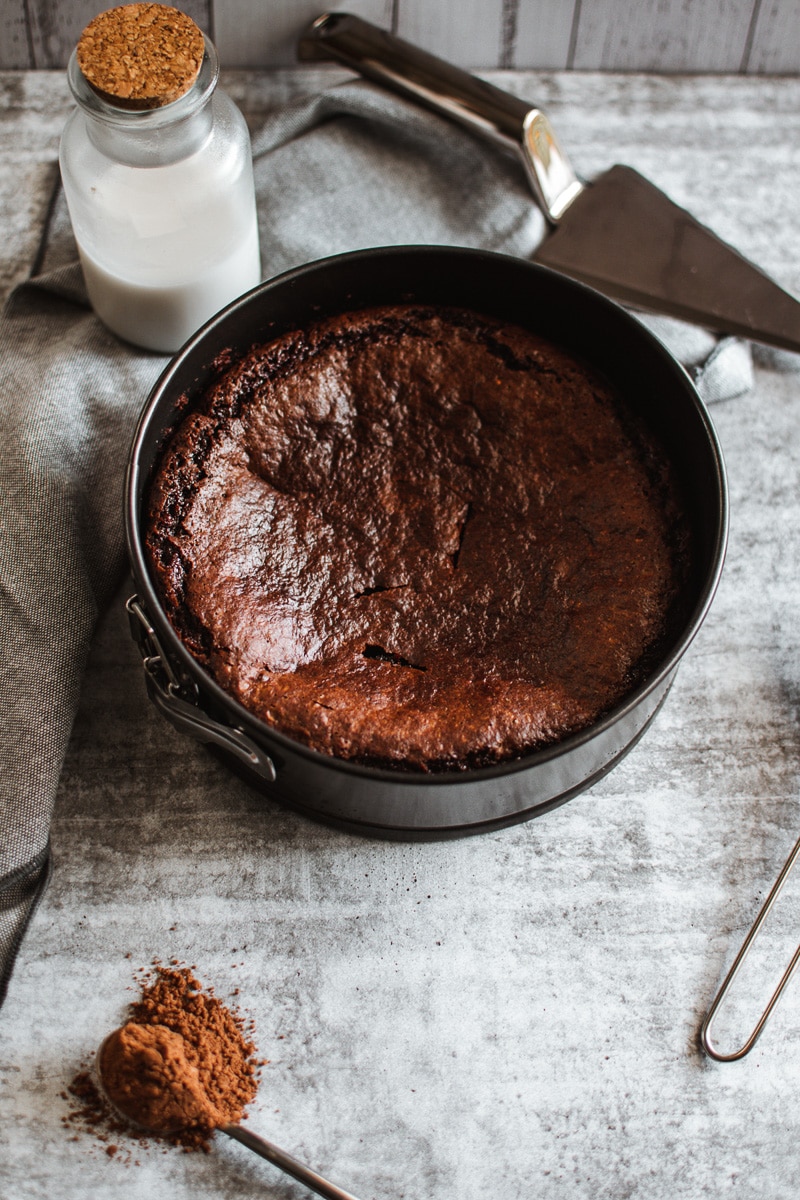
[61,43,261,354]
[79,214,260,353]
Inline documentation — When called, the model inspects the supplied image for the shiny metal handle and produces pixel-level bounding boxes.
[700,833,800,1061]
[222,1124,362,1200]
[298,11,583,222]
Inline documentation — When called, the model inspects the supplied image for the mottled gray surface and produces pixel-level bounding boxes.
[2,69,800,1200]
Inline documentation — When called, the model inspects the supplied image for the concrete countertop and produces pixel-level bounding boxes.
[1,68,800,1200]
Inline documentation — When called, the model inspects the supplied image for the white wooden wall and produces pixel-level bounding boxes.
[2,0,798,72]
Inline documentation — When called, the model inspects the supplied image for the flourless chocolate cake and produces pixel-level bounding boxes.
[146,305,689,771]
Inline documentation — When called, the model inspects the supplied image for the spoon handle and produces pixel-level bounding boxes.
[220,1123,362,1200]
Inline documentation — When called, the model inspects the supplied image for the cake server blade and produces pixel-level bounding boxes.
[299,12,800,354]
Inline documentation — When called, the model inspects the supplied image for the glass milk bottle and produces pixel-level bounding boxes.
[59,4,261,353]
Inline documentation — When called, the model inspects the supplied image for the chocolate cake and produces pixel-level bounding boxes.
[145,305,689,771]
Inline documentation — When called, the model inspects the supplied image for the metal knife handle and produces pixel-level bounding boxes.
[298,11,584,222]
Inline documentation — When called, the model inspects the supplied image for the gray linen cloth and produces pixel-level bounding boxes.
[0,80,761,1005]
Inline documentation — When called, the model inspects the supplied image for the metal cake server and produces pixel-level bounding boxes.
[700,834,800,1061]
[299,12,800,353]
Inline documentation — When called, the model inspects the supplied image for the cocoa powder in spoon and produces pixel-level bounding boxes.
[99,1022,220,1137]
[127,962,260,1142]
[65,961,262,1153]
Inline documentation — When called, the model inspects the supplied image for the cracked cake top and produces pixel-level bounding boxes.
[145,305,689,771]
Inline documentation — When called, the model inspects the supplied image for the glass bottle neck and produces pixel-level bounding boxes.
[66,35,219,167]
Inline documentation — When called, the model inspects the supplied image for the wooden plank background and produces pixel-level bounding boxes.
[1,0,799,71]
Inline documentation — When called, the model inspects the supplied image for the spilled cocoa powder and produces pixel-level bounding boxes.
[63,960,264,1155]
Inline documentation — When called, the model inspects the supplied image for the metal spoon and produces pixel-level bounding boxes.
[96,1027,362,1200]
[210,1123,362,1200]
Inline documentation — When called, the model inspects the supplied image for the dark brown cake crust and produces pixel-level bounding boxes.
[146,305,688,771]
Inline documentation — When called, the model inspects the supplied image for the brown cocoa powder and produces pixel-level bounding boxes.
[130,962,260,1140]
[99,1022,219,1137]
[64,961,263,1155]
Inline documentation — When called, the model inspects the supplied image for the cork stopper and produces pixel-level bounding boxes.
[76,4,205,110]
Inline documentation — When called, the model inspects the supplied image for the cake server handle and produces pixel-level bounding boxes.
[221,1123,362,1200]
[298,11,584,222]
[700,832,800,1061]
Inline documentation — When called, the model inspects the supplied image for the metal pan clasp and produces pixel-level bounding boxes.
[126,595,278,785]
